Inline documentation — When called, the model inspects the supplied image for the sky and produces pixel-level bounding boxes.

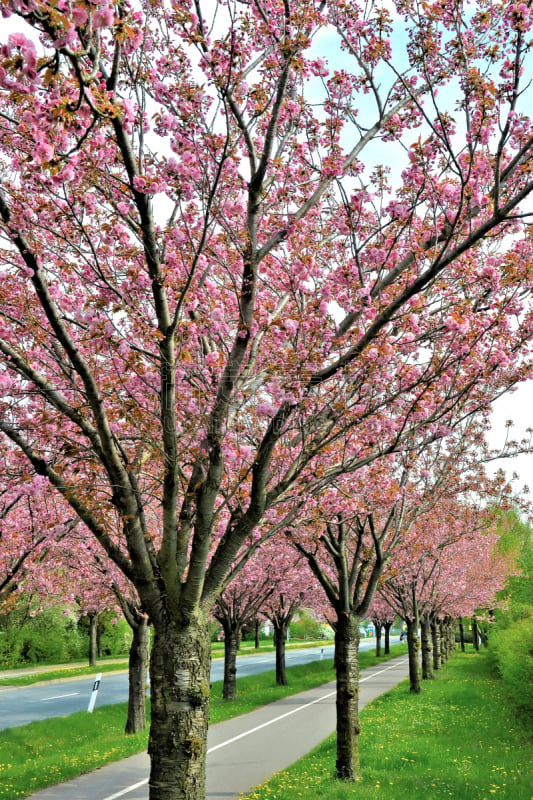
[487,381,533,498]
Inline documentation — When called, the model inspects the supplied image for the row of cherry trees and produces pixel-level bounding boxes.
[1,410,518,778]
[2,0,533,797]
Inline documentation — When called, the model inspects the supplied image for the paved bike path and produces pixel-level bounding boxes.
[29,656,409,800]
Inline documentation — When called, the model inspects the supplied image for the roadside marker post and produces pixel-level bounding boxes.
[88,673,102,713]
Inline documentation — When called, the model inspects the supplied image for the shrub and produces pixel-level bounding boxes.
[290,609,331,640]
[97,614,132,657]
[0,627,24,667]
[20,608,85,663]
[0,605,85,666]
[489,615,533,719]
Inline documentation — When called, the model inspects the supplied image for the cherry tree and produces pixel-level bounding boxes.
[0,443,78,605]
[288,417,506,778]
[287,458,413,780]
[258,539,320,685]
[212,535,320,696]
[426,519,513,661]
[367,594,396,656]
[212,553,275,701]
[2,2,533,797]
[379,496,512,689]
[0,485,71,604]
[57,529,151,732]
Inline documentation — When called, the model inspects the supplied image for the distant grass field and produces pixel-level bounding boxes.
[243,651,533,800]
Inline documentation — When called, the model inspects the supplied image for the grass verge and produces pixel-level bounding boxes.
[0,661,130,687]
[243,650,533,800]
[0,644,401,799]
[0,639,336,687]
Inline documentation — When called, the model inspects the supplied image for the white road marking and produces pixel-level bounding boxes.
[40,692,79,701]
[101,658,408,800]
[206,688,337,754]
[360,659,408,683]
[102,779,148,800]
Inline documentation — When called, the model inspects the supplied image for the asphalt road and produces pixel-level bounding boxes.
[27,654,410,800]
[0,639,386,730]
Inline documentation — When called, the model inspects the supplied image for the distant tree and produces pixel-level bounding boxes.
[213,556,274,701]
[368,596,395,656]
[259,542,320,686]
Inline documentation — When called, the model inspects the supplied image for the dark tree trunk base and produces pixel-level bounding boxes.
[126,615,149,734]
[148,618,211,800]
[335,612,361,781]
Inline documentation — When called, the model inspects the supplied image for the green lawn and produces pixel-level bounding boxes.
[243,651,533,800]
[0,661,130,687]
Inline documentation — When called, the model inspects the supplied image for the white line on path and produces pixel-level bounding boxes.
[102,659,408,800]
[40,692,79,701]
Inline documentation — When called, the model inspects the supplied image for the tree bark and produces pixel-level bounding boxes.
[374,623,382,657]
[273,620,288,685]
[407,618,421,694]
[254,618,260,649]
[88,612,98,668]
[459,618,465,652]
[440,619,452,662]
[383,620,392,655]
[420,614,434,680]
[334,612,361,781]
[438,619,446,664]
[97,618,103,659]
[450,619,457,655]
[221,621,239,700]
[125,615,149,734]
[148,618,211,800]
[472,617,479,651]
[431,617,441,671]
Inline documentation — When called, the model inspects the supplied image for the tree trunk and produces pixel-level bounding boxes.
[431,617,441,671]
[479,624,488,648]
[148,617,211,800]
[273,620,288,685]
[459,618,465,652]
[383,621,392,655]
[97,618,103,659]
[125,615,149,734]
[222,621,239,701]
[375,623,382,657]
[254,618,260,649]
[472,617,479,651]
[440,619,453,662]
[88,613,98,667]
[445,618,456,658]
[407,618,421,694]
[420,614,434,680]
[334,612,361,781]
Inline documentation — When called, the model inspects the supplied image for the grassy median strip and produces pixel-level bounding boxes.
[0,661,130,687]
[0,645,398,799]
[0,639,335,687]
[244,651,533,800]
